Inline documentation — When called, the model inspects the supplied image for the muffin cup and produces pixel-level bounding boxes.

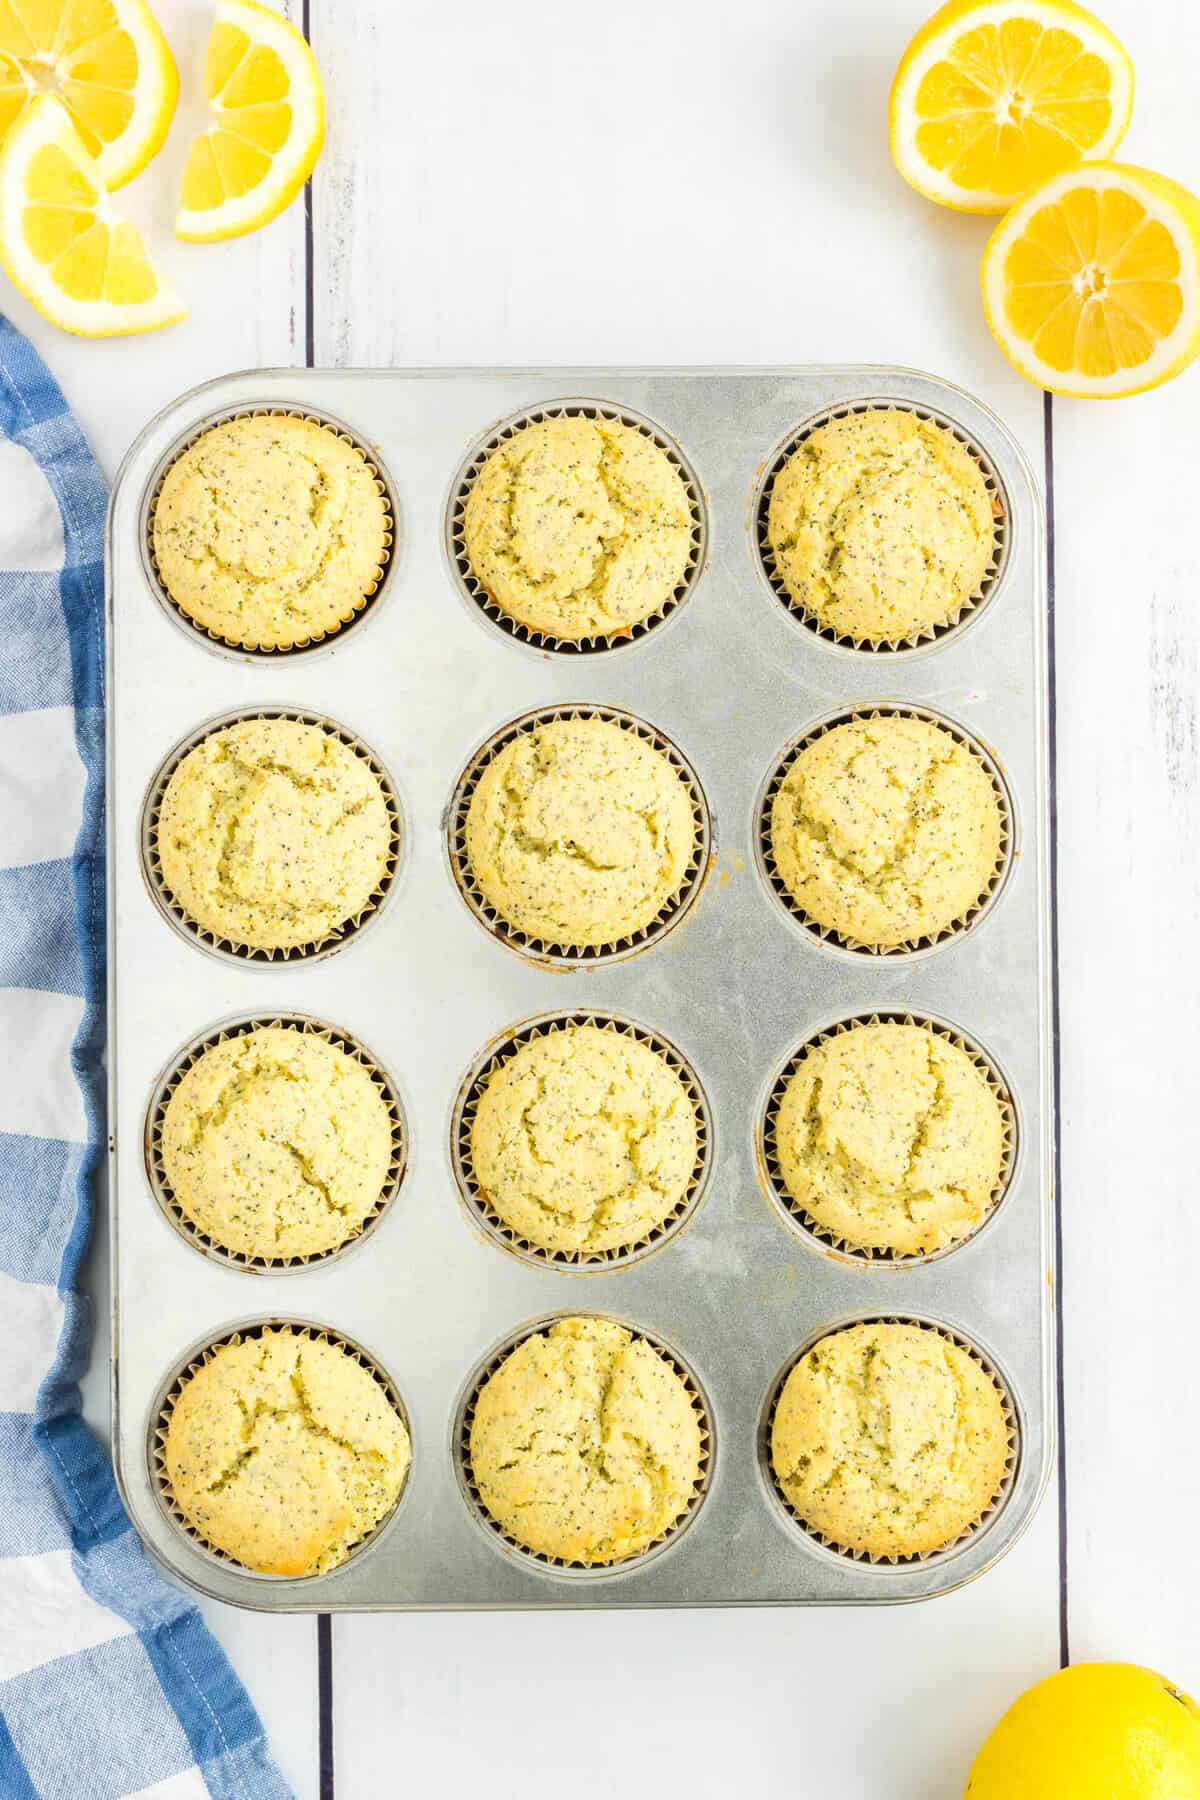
[752,397,1011,657]
[141,403,398,661]
[145,1011,409,1272]
[444,398,708,656]
[452,1311,714,1579]
[754,700,1015,960]
[141,704,404,966]
[149,1318,413,1582]
[450,1009,714,1272]
[757,1008,1018,1266]
[445,702,713,968]
[758,1312,1020,1571]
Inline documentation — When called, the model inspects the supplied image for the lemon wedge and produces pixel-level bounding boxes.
[176,0,323,242]
[0,94,185,334]
[890,0,1133,213]
[981,162,1200,397]
[0,0,177,190]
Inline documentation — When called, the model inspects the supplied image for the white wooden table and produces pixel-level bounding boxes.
[9,0,1199,1792]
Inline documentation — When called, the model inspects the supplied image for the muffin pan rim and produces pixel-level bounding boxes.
[144,1008,411,1275]
[108,364,1053,1612]
[448,1006,715,1273]
[750,394,1014,659]
[139,702,407,968]
[444,700,714,968]
[753,698,1018,962]
[755,1005,1021,1268]
[442,395,709,659]
[147,1315,416,1584]
[756,1310,1022,1573]
[450,1309,716,1580]
[140,400,402,663]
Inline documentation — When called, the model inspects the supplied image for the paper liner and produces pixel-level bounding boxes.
[753,399,1010,655]
[446,703,711,967]
[755,701,1014,959]
[453,1312,714,1579]
[150,1319,412,1580]
[451,1010,713,1271]
[759,1009,1018,1265]
[445,398,707,655]
[141,705,403,966]
[145,1012,408,1272]
[760,1314,1020,1569]
[141,404,397,659]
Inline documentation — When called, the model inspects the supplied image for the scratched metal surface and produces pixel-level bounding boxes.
[106,365,1052,1610]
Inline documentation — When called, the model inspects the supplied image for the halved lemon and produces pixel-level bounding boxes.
[890,0,1134,213]
[0,94,185,334]
[981,163,1200,397]
[0,0,177,190]
[176,0,323,243]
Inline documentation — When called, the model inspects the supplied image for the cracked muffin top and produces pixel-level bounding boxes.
[156,717,393,951]
[771,1320,1009,1559]
[468,1316,704,1564]
[463,716,697,949]
[461,416,694,641]
[163,1328,411,1576]
[152,415,389,650]
[161,1025,395,1261]
[469,1022,700,1256]
[769,714,1003,949]
[773,1021,1005,1255]
[766,408,997,643]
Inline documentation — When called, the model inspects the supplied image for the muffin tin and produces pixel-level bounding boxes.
[107,366,1053,1608]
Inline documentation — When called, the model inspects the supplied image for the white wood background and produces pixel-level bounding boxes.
[7,0,1198,1793]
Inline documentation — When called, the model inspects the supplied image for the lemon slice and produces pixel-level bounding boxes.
[981,162,1200,397]
[890,0,1133,213]
[176,0,323,242]
[0,94,185,335]
[0,0,177,190]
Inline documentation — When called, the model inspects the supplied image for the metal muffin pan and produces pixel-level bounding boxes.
[107,366,1053,1610]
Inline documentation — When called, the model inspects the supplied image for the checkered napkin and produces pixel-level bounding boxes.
[0,315,290,1800]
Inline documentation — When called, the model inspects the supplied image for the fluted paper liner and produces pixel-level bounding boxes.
[753,399,1009,654]
[146,1012,408,1271]
[451,1010,713,1271]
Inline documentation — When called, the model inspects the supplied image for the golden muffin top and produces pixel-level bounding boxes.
[769,714,1003,949]
[461,416,693,641]
[766,408,996,642]
[463,716,697,949]
[156,716,393,952]
[470,1022,700,1256]
[468,1316,704,1564]
[153,415,389,650]
[774,1021,1006,1256]
[163,1328,411,1576]
[771,1320,1009,1559]
[161,1025,395,1261]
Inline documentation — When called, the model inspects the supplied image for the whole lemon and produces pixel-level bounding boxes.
[967,1664,1200,1799]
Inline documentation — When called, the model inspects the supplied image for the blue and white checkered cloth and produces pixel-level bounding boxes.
[0,314,290,1800]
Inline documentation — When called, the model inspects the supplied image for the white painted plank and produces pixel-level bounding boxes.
[194,1602,320,1800]
[1052,0,1200,1680]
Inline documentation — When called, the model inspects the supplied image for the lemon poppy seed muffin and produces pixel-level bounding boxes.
[463,717,697,949]
[766,409,996,642]
[161,1025,395,1260]
[773,1021,1005,1255]
[462,416,693,641]
[164,1328,411,1576]
[156,717,393,951]
[469,1317,704,1564]
[470,1023,700,1256]
[152,415,389,650]
[769,714,1003,949]
[770,1321,1009,1558]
